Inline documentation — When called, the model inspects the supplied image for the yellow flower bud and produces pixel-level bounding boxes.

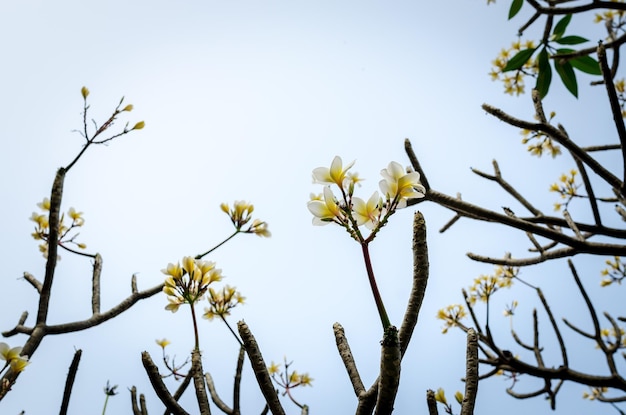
[455,391,464,404]
[81,86,89,99]
[122,104,134,112]
[132,121,145,130]
[434,388,447,405]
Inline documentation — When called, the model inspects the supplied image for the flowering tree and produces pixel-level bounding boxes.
[3,1,626,414]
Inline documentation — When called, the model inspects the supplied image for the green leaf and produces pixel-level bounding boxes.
[535,48,552,98]
[554,59,578,97]
[508,0,523,19]
[570,56,602,75]
[555,35,589,45]
[553,14,572,38]
[503,48,536,72]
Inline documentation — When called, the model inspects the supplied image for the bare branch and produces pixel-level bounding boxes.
[460,329,478,415]
[92,254,102,314]
[191,350,211,415]
[375,326,401,415]
[22,273,42,293]
[333,323,365,396]
[59,349,82,415]
[399,211,429,355]
[237,321,285,415]
[426,389,438,415]
[141,351,189,415]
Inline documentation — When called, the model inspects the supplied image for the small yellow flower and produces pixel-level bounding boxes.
[10,356,29,373]
[122,104,134,112]
[68,207,84,226]
[0,343,29,373]
[37,198,51,211]
[434,388,447,405]
[379,161,426,208]
[81,86,90,99]
[248,218,271,237]
[307,186,344,225]
[312,156,356,188]
[155,338,171,349]
[162,262,183,279]
[352,191,383,230]
[454,391,464,404]
[268,361,280,375]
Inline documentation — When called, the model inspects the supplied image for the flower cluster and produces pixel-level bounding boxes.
[0,343,29,374]
[583,386,609,401]
[267,358,313,407]
[307,156,425,242]
[549,169,581,211]
[202,285,245,320]
[29,197,87,258]
[600,256,626,286]
[594,3,626,34]
[436,304,468,334]
[466,265,518,305]
[519,111,561,157]
[162,257,223,312]
[489,40,538,96]
[221,201,271,237]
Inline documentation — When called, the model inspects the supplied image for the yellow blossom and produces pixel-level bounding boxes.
[312,156,356,189]
[307,186,344,225]
[434,388,447,405]
[268,361,280,375]
[352,191,383,230]
[155,338,171,348]
[248,218,271,237]
[81,86,90,99]
[379,161,426,208]
[37,198,51,211]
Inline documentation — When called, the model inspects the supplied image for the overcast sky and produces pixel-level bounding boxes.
[0,1,622,414]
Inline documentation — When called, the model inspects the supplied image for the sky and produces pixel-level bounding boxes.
[0,1,623,414]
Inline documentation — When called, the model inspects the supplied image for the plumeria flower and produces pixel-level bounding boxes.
[312,156,355,189]
[247,219,271,237]
[0,342,29,373]
[352,191,383,230]
[221,201,254,229]
[155,338,171,349]
[221,201,271,236]
[161,257,223,312]
[379,161,426,208]
[202,285,245,320]
[307,186,344,225]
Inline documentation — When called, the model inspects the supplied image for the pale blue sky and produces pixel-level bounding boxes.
[0,1,621,414]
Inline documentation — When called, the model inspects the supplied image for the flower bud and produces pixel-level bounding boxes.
[132,121,145,130]
[81,86,89,99]
[122,104,134,112]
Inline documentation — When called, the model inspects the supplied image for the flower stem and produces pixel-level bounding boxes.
[101,395,109,415]
[190,304,200,350]
[220,315,243,347]
[361,243,391,329]
[195,230,240,260]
